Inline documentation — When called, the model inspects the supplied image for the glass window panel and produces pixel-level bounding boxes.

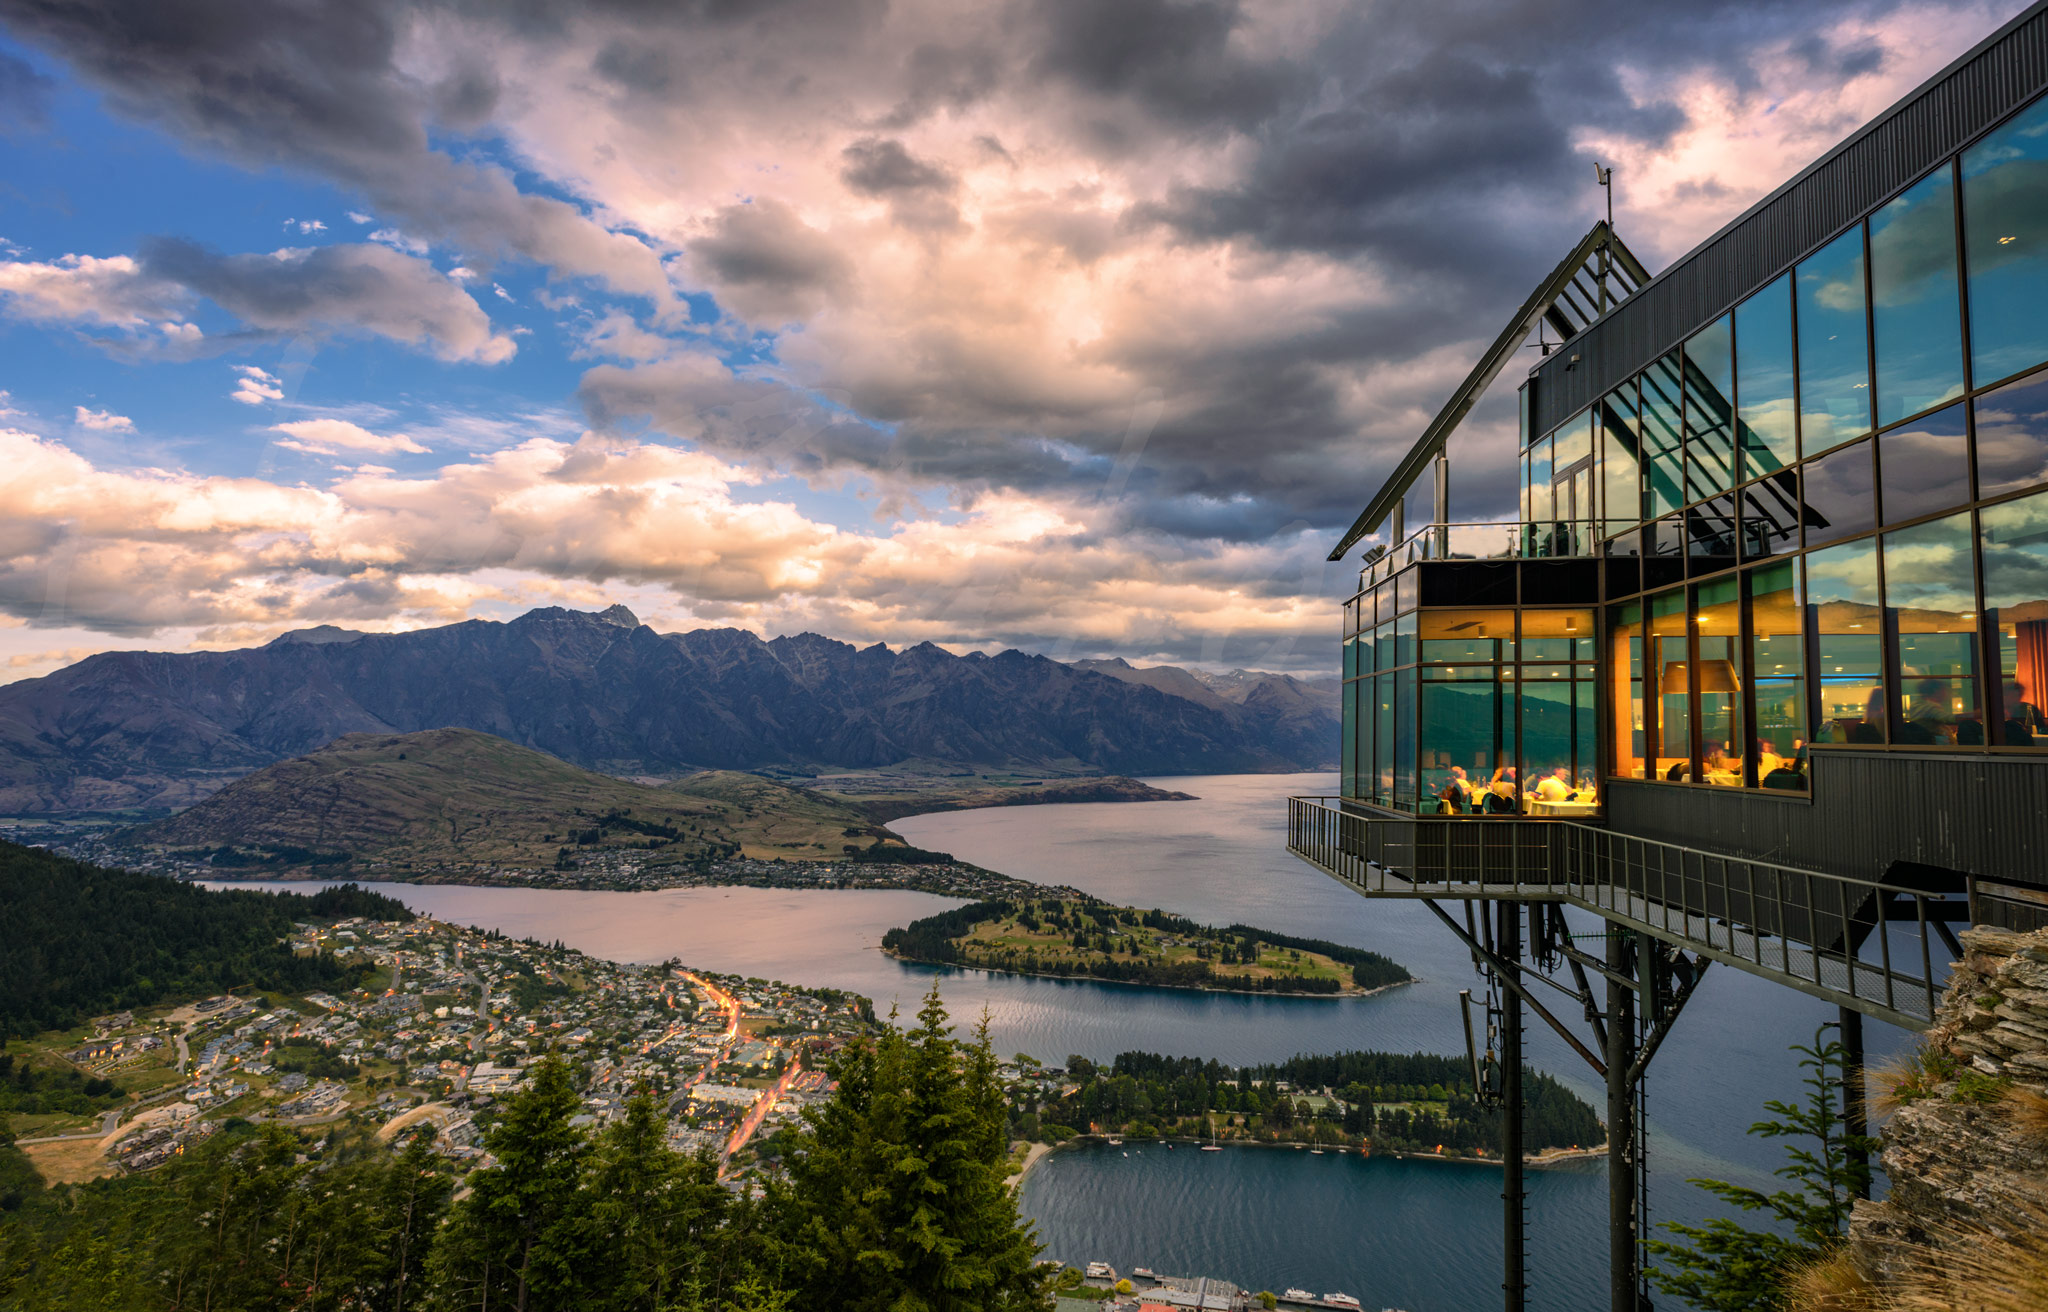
[1574,672,1598,799]
[1736,274,1798,480]
[1650,589,1692,781]
[1396,568,1418,616]
[1973,367,2048,500]
[1750,560,1808,790]
[1978,489,2048,747]
[1740,471,1801,559]
[1685,316,1737,500]
[1884,511,1979,745]
[1870,165,1966,426]
[1420,671,1500,814]
[1341,677,1358,797]
[1600,385,1642,534]
[1356,674,1373,799]
[1797,226,1873,454]
[1373,620,1392,674]
[1611,601,1646,780]
[1801,440,1876,546]
[1878,403,1969,525]
[1520,667,1586,806]
[1520,384,1531,450]
[1520,609,1594,662]
[1808,538,1886,744]
[1641,355,1686,516]
[1687,495,1737,562]
[1395,667,1417,806]
[1395,608,1418,667]
[1528,436,1554,527]
[1420,609,1514,662]
[1963,92,2048,386]
[1554,409,1592,470]
[1695,577,1744,786]
[1521,452,1533,526]
[1374,672,1395,798]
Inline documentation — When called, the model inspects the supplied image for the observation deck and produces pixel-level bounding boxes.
[1286,795,1970,1031]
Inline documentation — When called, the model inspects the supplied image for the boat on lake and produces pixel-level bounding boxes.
[1322,1295,1361,1309]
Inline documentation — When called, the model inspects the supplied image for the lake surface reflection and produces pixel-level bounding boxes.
[234,771,1923,1311]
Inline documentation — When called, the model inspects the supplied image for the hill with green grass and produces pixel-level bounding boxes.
[124,728,908,874]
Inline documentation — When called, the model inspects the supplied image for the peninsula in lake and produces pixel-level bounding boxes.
[883,898,1412,996]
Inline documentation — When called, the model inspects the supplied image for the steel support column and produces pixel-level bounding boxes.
[1839,1005,1869,1200]
[1606,931,1640,1312]
[1499,901,1527,1312]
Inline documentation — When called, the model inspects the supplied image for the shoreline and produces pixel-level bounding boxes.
[884,950,1416,1001]
[1017,1134,1606,1174]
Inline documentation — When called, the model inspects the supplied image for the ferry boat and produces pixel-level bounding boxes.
[1322,1295,1362,1309]
[1132,1269,1156,1281]
[1283,1291,1316,1304]
[1085,1262,1113,1280]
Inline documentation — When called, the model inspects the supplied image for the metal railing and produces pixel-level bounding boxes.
[1361,519,1600,589]
[1288,796,1961,1029]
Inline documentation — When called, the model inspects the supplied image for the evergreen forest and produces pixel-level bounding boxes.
[0,988,1046,1312]
[0,841,412,1040]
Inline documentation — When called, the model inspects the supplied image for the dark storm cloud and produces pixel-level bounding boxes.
[0,0,669,299]
[0,0,1984,545]
[841,138,957,197]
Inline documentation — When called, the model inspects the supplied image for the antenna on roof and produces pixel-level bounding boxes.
[1592,163,1615,312]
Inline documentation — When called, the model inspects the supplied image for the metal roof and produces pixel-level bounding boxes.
[1327,222,1650,561]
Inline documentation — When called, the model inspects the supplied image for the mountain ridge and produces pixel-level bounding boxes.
[0,607,1335,815]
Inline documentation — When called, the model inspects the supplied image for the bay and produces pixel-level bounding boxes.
[224,771,1928,1312]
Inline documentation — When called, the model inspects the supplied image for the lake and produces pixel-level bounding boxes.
[240,771,1927,1311]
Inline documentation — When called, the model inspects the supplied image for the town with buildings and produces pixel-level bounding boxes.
[14,912,879,1185]
[1,819,1078,902]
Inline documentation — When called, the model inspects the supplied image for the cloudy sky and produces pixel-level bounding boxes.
[0,0,2026,679]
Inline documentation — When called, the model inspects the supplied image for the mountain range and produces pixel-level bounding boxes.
[0,606,1336,815]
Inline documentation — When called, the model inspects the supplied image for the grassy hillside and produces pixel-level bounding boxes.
[127,728,907,874]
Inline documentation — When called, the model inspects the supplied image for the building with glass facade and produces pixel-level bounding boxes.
[1333,8,2048,871]
[1293,9,2048,1309]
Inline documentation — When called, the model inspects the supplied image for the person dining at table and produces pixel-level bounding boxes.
[1900,678,1955,744]
[1482,779,1518,814]
[2004,678,2042,746]
[1534,766,1572,803]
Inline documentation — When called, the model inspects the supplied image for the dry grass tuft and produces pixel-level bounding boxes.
[1786,1247,1882,1311]
[2002,1083,2048,1141]
[1868,1045,1959,1118]
[1887,1230,2048,1311]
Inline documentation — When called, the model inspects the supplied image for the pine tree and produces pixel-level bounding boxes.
[431,1057,591,1311]
[780,985,1048,1312]
[1645,1027,1877,1311]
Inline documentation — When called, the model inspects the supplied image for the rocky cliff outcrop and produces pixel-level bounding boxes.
[1836,925,2048,1303]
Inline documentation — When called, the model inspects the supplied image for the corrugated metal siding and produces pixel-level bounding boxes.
[1605,751,2048,889]
[1533,4,2048,433]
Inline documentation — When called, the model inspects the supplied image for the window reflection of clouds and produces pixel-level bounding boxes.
[1879,403,1969,523]
[1974,369,2048,500]
[1963,93,2048,386]
[1797,228,1872,454]
[1869,167,1964,427]
[1807,537,1882,603]
[1981,488,2048,613]
[1882,513,1977,616]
